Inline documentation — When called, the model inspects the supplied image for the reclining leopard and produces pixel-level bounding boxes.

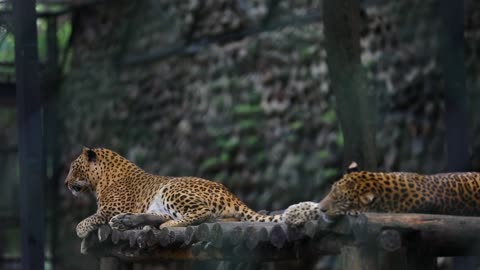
[284,162,480,226]
[65,147,283,238]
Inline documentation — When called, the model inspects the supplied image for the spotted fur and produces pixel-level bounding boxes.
[283,202,321,226]
[65,147,282,238]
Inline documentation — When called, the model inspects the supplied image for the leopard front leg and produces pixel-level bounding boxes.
[76,213,107,238]
[109,213,171,230]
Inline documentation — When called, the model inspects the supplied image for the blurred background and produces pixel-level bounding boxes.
[0,0,480,269]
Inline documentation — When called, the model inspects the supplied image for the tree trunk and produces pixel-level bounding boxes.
[322,0,377,170]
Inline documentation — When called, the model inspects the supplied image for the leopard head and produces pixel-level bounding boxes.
[64,146,99,196]
[318,162,377,221]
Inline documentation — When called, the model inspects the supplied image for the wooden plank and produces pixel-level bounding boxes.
[13,0,45,269]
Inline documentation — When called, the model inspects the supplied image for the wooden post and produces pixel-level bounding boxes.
[13,0,45,269]
[100,257,132,270]
[322,0,376,170]
[341,245,378,270]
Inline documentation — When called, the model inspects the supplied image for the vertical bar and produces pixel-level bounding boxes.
[12,0,45,270]
[439,0,469,173]
[438,0,473,269]
[46,16,59,270]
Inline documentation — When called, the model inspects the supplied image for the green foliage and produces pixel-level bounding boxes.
[0,4,72,71]
[217,136,240,150]
[322,168,339,178]
[289,120,303,130]
[320,109,336,123]
[200,157,220,171]
[238,119,256,130]
[233,104,262,114]
[0,33,14,63]
[316,149,329,159]
[336,131,344,147]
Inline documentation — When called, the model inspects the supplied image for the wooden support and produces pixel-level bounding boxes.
[269,224,287,249]
[100,257,132,270]
[346,213,480,256]
[98,225,112,242]
[341,245,378,270]
[78,213,480,266]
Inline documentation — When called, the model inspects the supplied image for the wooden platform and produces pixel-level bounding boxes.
[81,213,480,269]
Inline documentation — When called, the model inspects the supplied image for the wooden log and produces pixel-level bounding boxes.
[136,229,154,249]
[350,213,480,256]
[128,230,142,248]
[269,224,287,249]
[111,230,121,245]
[191,242,203,257]
[376,229,401,252]
[196,223,214,242]
[286,225,305,242]
[169,227,186,245]
[81,232,102,255]
[156,227,186,247]
[229,225,244,246]
[158,228,172,247]
[98,225,112,242]
[209,223,224,248]
[119,230,133,242]
[184,226,198,245]
[303,221,318,238]
[245,226,268,250]
[316,216,351,236]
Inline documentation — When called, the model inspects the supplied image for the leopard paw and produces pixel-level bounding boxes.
[109,213,141,231]
[76,222,94,238]
[346,210,360,216]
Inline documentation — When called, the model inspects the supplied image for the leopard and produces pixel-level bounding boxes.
[284,162,480,225]
[64,147,283,238]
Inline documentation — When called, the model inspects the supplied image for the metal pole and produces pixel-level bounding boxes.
[12,0,45,269]
[46,16,60,270]
[438,0,474,269]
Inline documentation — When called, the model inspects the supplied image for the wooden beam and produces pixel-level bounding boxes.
[349,213,480,256]
[13,0,45,269]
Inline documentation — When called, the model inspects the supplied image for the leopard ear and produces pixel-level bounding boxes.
[347,162,359,173]
[359,191,376,205]
[82,146,97,162]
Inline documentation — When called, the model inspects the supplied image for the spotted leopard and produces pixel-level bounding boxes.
[284,162,480,225]
[65,147,283,238]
